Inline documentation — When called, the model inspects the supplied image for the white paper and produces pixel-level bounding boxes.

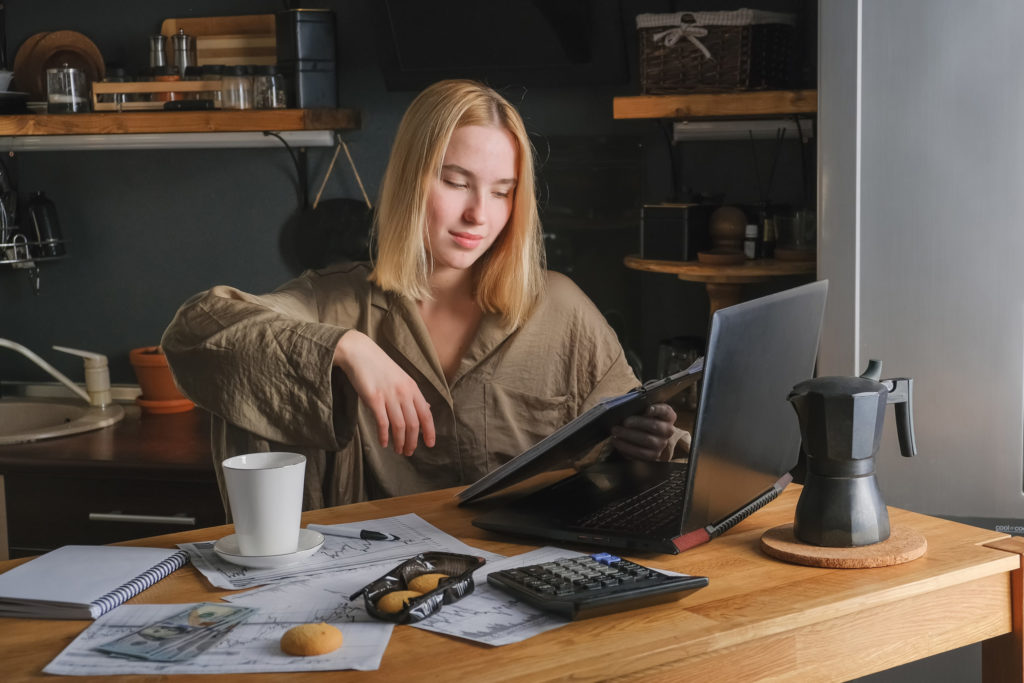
[221,548,577,648]
[43,603,393,675]
[180,513,502,590]
[411,546,584,646]
[222,561,415,630]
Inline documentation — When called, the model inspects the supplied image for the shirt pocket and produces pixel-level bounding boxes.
[484,382,573,466]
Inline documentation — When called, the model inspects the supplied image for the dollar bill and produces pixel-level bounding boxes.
[96,603,257,662]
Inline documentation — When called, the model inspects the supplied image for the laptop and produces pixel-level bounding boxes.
[462,280,828,554]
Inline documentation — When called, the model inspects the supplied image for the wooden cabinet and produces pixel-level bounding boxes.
[4,468,222,558]
[0,407,219,559]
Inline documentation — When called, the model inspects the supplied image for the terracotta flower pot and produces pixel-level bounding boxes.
[129,346,194,413]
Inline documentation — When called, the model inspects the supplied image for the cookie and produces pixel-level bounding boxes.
[407,572,449,593]
[376,590,423,614]
[280,622,343,656]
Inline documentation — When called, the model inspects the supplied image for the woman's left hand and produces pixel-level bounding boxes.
[610,403,684,461]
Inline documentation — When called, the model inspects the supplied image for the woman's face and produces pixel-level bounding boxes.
[425,124,518,275]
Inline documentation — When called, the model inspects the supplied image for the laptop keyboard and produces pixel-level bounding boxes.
[574,467,689,532]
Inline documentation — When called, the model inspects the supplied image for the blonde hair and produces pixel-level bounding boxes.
[369,79,546,330]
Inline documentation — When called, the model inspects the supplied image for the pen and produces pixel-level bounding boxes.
[321,528,401,541]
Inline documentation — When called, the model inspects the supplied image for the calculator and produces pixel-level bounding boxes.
[486,553,708,620]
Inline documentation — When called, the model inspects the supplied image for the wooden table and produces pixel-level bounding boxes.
[624,254,817,314]
[1,485,1022,682]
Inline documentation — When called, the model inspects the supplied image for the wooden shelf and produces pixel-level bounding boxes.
[624,254,814,284]
[0,108,360,136]
[613,90,817,120]
[624,254,816,314]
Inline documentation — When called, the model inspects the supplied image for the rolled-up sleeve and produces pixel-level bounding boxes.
[161,276,352,448]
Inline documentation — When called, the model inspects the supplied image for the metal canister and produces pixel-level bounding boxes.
[149,34,167,68]
[170,29,197,77]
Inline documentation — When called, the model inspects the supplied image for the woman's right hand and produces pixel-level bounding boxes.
[333,330,436,456]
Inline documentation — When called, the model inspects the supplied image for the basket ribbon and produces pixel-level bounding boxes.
[652,24,712,60]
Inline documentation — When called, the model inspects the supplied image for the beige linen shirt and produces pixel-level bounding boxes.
[162,262,639,513]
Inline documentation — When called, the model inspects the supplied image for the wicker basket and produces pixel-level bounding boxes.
[637,9,797,94]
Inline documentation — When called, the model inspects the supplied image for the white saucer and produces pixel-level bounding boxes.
[214,529,325,569]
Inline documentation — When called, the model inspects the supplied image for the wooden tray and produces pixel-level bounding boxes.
[90,81,223,112]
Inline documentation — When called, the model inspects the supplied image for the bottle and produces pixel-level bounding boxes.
[761,212,777,259]
[221,65,252,110]
[743,224,759,260]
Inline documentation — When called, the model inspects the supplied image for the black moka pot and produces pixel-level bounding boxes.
[787,360,917,547]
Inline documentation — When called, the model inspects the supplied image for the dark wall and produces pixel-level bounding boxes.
[0,0,813,386]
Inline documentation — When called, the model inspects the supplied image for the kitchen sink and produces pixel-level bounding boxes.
[0,398,125,445]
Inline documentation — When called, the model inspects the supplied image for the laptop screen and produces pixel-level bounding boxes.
[682,280,827,533]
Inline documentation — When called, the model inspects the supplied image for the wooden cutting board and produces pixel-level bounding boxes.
[160,14,275,38]
[160,14,275,66]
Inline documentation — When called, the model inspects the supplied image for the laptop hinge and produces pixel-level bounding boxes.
[671,473,793,553]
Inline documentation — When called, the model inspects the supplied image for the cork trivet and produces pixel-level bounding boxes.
[759,523,927,568]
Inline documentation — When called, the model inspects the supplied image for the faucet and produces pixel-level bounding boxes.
[0,338,112,407]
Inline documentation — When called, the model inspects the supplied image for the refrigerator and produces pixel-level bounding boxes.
[816,3,1023,678]
[818,0,1024,533]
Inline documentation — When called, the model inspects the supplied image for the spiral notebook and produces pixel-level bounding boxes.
[0,545,188,620]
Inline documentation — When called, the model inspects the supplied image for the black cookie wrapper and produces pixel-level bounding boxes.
[350,551,486,624]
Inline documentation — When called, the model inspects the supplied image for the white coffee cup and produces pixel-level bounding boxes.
[222,452,305,556]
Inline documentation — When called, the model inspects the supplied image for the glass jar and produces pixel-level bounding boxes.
[46,64,89,113]
[253,65,287,109]
[181,66,202,100]
[221,65,252,110]
[201,64,224,108]
[98,67,128,112]
[151,65,182,102]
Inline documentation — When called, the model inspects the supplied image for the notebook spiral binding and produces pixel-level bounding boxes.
[90,550,189,617]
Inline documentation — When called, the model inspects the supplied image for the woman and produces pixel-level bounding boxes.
[162,80,678,514]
